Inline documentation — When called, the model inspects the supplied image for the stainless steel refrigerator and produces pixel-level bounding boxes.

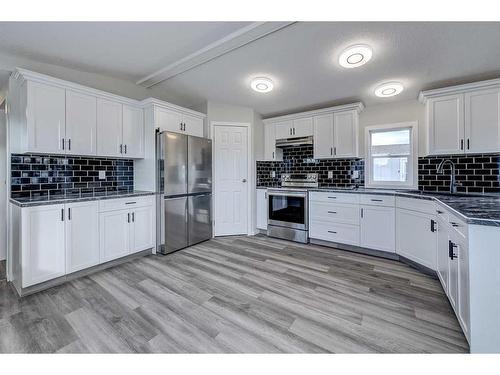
[156,131,212,254]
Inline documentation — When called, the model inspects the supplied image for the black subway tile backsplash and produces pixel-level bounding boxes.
[256,145,364,188]
[11,154,134,199]
[418,153,500,194]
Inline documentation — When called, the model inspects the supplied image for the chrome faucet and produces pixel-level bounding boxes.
[437,159,461,194]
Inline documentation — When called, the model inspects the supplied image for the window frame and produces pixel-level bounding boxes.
[365,121,418,189]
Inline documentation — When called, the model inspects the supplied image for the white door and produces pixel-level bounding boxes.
[183,114,204,137]
[65,90,97,156]
[360,205,395,252]
[122,105,144,158]
[26,81,66,154]
[97,98,123,157]
[130,206,155,253]
[156,107,183,133]
[396,209,437,270]
[428,94,465,155]
[23,204,66,287]
[333,111,358,157]
[66,201,99,273]
[313,114,334,159]
[465,88,500,153]
[293,117,313,137]
[274,120,293,139]
[99,210,130,262]
[256,189,268,230]
[214,125,248,236]
[436,215,450,292]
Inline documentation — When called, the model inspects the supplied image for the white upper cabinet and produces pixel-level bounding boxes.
[333,110,358,158]
[313,114,334,159]
[264,123,283,161]
[65,90,97,156]
[421,79,500,155]
[465,88,500,153]
[274,120,294,139]
[154,105,204,137]
[122,104,144,158]
[97,98,123,157]
[292,117,313,137]
[26,81,66,153]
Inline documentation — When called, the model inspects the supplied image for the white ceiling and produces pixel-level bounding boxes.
[1,22,499,116]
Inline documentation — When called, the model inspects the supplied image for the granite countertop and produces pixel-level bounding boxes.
[10,190,156,208]
[258,185,500,227]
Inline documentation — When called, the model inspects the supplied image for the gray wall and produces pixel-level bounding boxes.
[0,110,6,260]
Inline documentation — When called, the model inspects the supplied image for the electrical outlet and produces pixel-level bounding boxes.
[328,171,333,179]
[270,171,276,178]
[352,170,360,179]
[98,170,106,180]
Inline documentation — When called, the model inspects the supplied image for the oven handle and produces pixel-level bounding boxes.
[267,191,307,198]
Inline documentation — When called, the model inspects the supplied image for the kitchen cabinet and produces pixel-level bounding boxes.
[65,90,97,156]
[457,234,470,339]
[22,204,66,287]
[155,106,204,137]
[274,118,313,139]
[122,104,145,158]
[360,205,395,252]
[65,201,100,273]
[99,209,130,262]
[396,204,437,270]
[97,98,123,157]
[274,120,294,139]
[256,188,268,230]
[263,123,283,161]
[313,110,358,159]
[130,205,155,253]
[436,213,450,291]
[26,81,66,154]
[421,80,500,155]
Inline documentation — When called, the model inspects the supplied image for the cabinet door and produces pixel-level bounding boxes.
[313,114,334,159]
[23,204,66,287]
[99,210,130,262]
[156,107,183,133]
[65,90,97,156]
[122,105,144,158]
[65,201,99,273]
[130,206,155,254]
[427,94,464,155]
[256,189,268,230]
[360,205,395,252]
[448,238,459,310]
[274,121,293,139]
[436,216,450,293]
[457,236,470,339]
[465,88,500,153]
[396,209,437,270]
[293,117,313,137]
[264,123,282,161]
[97,98,123,157]
[26,81,66,154]
[183,114,204,137]
[333,111,358,158]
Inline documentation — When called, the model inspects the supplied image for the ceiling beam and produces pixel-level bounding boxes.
[136,21,296,88]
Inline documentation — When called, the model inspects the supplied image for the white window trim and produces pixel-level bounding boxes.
[365,121,418,189]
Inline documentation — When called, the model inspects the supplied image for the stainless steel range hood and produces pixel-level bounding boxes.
[275,136,313,148]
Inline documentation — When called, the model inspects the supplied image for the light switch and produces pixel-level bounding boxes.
[328,171,333,179]
[98,170,106,180]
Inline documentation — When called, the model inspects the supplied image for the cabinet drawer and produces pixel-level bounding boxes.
[309,220,360,246]
[99,195,154,212]
[309,201,360,225]
[448,211,468,239]
[309,191,359,204]
[359,194,395,207]
[396,196,436,215]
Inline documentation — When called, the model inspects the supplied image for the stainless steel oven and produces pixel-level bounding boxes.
[267,189,308,243]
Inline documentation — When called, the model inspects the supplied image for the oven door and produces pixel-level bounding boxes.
[268,190,308,230]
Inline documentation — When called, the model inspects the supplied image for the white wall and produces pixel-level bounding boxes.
[0,109,6,260]
[359,99,426,157]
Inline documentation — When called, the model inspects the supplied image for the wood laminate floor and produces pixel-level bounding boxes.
[0,235,469,353]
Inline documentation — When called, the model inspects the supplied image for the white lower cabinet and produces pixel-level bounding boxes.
[66,201,100,273]
[130,205,155,253]
[436,213,450,291]
[22,204,66,287]
[99,209,131,263]
[360,205,395,252]
[256,189,268,230]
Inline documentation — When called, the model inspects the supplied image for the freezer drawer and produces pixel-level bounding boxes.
[188,193,212,246]
[188,136,212,194]
[163,196,188,253]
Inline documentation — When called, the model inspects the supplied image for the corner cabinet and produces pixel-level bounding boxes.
[256,188,268,230]
[259,102,363,161]
[153,103,205,137]
[421,79,500,155]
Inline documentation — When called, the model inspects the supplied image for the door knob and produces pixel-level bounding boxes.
[242,179,247,183]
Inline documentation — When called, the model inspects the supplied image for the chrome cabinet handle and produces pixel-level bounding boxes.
[124,144,127,154]
[127,213,130,223]
[68,208,71,221]
[62,138,65,150]
[242,179,247,183]
[180,122,183,131]
[327,211,337,214]
[330,147,333,155]
[61,208,64,221]
[328,230,337,234]
[132,212,135,222]
[120,144,123,154]
[370,199,383,202]
[460,139,464,150]
[68,139,71,151]
[450,222,459,227]
[328,196,337,199]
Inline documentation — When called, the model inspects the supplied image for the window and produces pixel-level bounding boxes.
[365,122,417,188]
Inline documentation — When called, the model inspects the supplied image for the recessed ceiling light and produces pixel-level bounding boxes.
[339,44,373,68]
[374,82,404,97]
[251,77,274,93]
